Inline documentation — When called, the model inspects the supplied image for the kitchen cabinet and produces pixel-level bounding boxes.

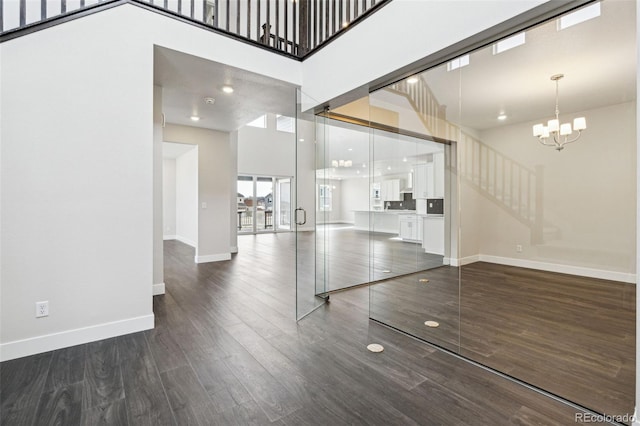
[413,164,433,199]
[414,155,444,199]
[399,215,422,242]
[433,152,445,198]
[422,216,444,255]
[381,179,401,201]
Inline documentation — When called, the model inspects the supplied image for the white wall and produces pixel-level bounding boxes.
[0,6,155,360]
[340,178,370,223]
[163,159,177,238]
[153,85,164,294]
[465,102,636,279]
[175,147,199,247]
[0,3,302,360]
[230,132,238,252]
[237,114,295,177]
[302,0,548,108]
[164,124,232,263]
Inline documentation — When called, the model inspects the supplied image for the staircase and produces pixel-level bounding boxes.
[388,77,558,245]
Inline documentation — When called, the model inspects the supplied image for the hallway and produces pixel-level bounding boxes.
[1,235,596,425]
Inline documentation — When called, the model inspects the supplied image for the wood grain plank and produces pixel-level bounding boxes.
[160,365,215,425]
[34,382,83,426]
[83,339,124,410]
[0,351,52,425]
[117,333,176,426]
[44,344,86,392]
[80,398,128,426]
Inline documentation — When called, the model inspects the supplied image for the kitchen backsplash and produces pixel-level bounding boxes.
[385,193,416,210]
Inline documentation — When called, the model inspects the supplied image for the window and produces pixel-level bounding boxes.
[276,115,295,133]
[493,32,525,55]
[558,3,601,30]
[318,185,332,211]
[447,54,469,71]
[246,115,267,128]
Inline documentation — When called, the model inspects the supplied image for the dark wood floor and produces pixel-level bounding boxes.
[317,224,445,291]
[0,233,619,425]
[371,263,636,419]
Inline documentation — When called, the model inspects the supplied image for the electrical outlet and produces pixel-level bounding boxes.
[35,301,49,318]
[516,244,523,253]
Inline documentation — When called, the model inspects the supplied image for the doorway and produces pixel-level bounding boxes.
[237,175,292,234]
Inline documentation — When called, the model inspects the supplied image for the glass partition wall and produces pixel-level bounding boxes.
[367,0,636,420]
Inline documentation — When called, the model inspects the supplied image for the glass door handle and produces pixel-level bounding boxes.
[295,207,307,225]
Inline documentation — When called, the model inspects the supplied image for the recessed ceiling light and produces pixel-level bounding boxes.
[387,166,391,170]
[342,22,349,28]
[299,138,304,142]
[402,157,407,162]
[348,148,353,151]
[407,77,419,84]
[190,116,201,121]
[362,163,366,168]
[356,170,360,174]
[204,97,215,105]
[498,114,507,121]
[222,85,234,94]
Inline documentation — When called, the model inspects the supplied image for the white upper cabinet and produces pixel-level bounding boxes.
[414,153,444,199]
[381,179,402,201]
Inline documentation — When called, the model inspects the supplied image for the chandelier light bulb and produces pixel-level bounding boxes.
[532,74,586,151]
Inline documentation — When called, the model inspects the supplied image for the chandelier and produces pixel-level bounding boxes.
[331,160,352,167]
[532,74,586,151]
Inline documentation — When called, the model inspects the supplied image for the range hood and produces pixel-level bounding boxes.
[400,172,414,193]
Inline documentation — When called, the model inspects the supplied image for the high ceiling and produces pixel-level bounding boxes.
[154,0,636,166]
[154,47,297,132]
[406,0,636,131]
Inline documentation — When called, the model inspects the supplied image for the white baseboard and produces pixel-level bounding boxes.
[175,235,197,248]
[449,255,480,267]
[163,235,176,240]
[153,282,165,295]
[195,253,231,263]
[458,254,636,284]
[230,246,238,254]
[0,314,154,362]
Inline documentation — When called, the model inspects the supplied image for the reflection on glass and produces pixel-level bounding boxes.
[366,0,636,420]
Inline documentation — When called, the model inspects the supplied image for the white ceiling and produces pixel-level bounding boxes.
[317,119,444,180]
[154,47,297,132]
[163,142,197,159]
[402,0,637,131]
[154,0,635,177]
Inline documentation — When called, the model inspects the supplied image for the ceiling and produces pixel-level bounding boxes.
[154,0,635,177]
[154,47,297,132]
[398,0,637,131]
[316,119,444,180]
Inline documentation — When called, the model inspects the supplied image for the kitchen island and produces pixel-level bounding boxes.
[353,210,416,234]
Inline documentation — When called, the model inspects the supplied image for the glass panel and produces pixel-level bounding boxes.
[255,177,274,232]
[457,1,636,417]
[276,177,291,230]
[237,175,254,233]
[296,89,328,320]
[366,48,462,353]
[315,118,371,292]
[367,0,636,419]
